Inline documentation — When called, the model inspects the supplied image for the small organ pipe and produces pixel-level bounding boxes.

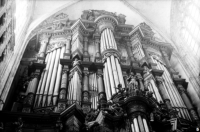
[103,69,109,99]
[150,79,163,103]
[104,29,110,49]
[53,46,66,105]
[104,64,111,99]
[138,115,145,132]
[108,29,114,48]
[34,71,44,107]
[106,57,116,95]
[109,29,117,49]
[143,119,150,132]
[133,118,140,132]
[110,55,120,87]
[115,58,125,88]
[131,123,135,132]
[106,29,112,48]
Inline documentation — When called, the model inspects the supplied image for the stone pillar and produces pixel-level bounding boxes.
[174,78,200,125]
[83,37,90,62]
[22,69,40,113]
[82,67,91,114]
[97,68,106,110]
[57,65,69,112]
[64,36,71,59]
[94,34,101,63]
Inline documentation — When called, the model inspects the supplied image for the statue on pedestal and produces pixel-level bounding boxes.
[127,72,138,92]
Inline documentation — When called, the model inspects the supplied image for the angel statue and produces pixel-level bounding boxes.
[127,72,138,92]
[72,58,81,67]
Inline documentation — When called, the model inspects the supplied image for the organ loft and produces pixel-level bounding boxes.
[0,10,199,132]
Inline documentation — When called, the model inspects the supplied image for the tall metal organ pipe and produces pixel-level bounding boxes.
[100,28,125,99]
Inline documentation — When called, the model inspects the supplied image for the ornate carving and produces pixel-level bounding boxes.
[81,10,126,25]
[13,117,23,132]
[59,89,66,100]
[57,102,66,113]
[72,58,81,67]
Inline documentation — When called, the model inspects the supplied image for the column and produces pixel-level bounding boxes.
[97,69,106,110]
[95,37,100,57]
[155,76,173,111]
[64,36,71,59]
[94,35,101,63]
[22,69,40,113]
[83,37,89,56]
[83,37,90,61]
[82,67,91,113]
[57,65,69,112]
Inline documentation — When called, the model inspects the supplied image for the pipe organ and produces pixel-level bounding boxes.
[1,10,199,132]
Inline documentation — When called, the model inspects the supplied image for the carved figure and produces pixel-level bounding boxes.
[72,58,81,67]
[127,72,138,91]
[13,117,23,132]
[110,103,123,116]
